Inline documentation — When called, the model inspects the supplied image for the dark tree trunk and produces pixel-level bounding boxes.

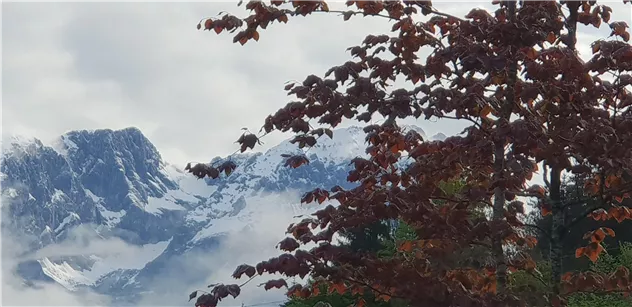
[549,166,564,295]
[492,0,518,294]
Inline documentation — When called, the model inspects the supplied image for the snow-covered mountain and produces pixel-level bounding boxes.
[0,124,439,305]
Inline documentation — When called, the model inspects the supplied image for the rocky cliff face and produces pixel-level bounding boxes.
[2,128,193,246]
[0,124,438,305]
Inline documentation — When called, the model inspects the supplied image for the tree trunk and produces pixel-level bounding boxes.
[549,166,564,295]
[491,0,518,295]
[549,2,579,297]
[492,142,509,293]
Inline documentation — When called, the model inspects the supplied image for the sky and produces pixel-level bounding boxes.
[4,1,628,166]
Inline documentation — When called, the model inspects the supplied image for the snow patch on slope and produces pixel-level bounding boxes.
[258,125,429,169]
[39,258,93,290]
[50,134,79,157]
[51,189,66,203]
[144,195,186,214]
[38,238,172,291]
[97,204,126,227]
[85,189,102,203]
[190,191,324,244]
[141,164,215,215]
[270,126,367,167]
[54,213,81,233]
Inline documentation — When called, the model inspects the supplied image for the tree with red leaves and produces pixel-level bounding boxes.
[187,1,632,306]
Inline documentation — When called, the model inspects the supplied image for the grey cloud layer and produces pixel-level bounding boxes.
[3,2,629,165]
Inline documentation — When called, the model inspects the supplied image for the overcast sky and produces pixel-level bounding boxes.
[2,1,630,166]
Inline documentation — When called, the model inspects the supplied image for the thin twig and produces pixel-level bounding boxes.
[523,223,550,236]
[239,275,257,288]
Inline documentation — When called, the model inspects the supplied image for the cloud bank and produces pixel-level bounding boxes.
[135,190,325,307]
[1,186,324,307]
[10,2,627,164]
[1,203,113,306]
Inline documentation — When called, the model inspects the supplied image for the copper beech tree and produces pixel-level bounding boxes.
[186,1,632,306]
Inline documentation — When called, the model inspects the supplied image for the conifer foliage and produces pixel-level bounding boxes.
[187,1,632,306]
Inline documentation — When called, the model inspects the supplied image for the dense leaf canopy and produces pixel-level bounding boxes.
[187,1,632,307]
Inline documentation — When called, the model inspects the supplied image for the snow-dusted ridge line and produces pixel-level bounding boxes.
[2,124,445,302]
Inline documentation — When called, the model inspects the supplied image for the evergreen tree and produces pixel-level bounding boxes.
[339,221,392,254]
[529,174,632,273]
[282,221,398,307]
[567,243,632,307]
[282,180,479,307]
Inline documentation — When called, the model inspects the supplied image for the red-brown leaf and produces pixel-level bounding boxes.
[277,237,300,252]
[264,279,287,291]
[232,264,256,279]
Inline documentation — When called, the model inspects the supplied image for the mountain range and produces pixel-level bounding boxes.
[0,125,445,306]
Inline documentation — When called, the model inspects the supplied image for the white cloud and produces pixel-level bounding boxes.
[1,211,113,306]
[0,184,324,306]
[0,186,110,306]
[26,225,155,262]
[0,1,466,165]
[135,190,326,307]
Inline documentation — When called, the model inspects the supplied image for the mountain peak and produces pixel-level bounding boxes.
[62,126,148,142]
[208,124,429,180]
[266,124,427,165]
[1,134,44,151]
[51,126,157,159]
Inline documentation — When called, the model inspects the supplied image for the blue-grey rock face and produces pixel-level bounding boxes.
[1,128,184,247]
[2,138,99,241]
[1,125,434,305]
[62,128,176,211]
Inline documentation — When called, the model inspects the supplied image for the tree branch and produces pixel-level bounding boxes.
[543,163,551,189]
[239,275,257,288]
[563,204,608,234]
[440,115,490,136]
[526,270,550,289]
[523,223,550,236]
[429,7,465,22]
